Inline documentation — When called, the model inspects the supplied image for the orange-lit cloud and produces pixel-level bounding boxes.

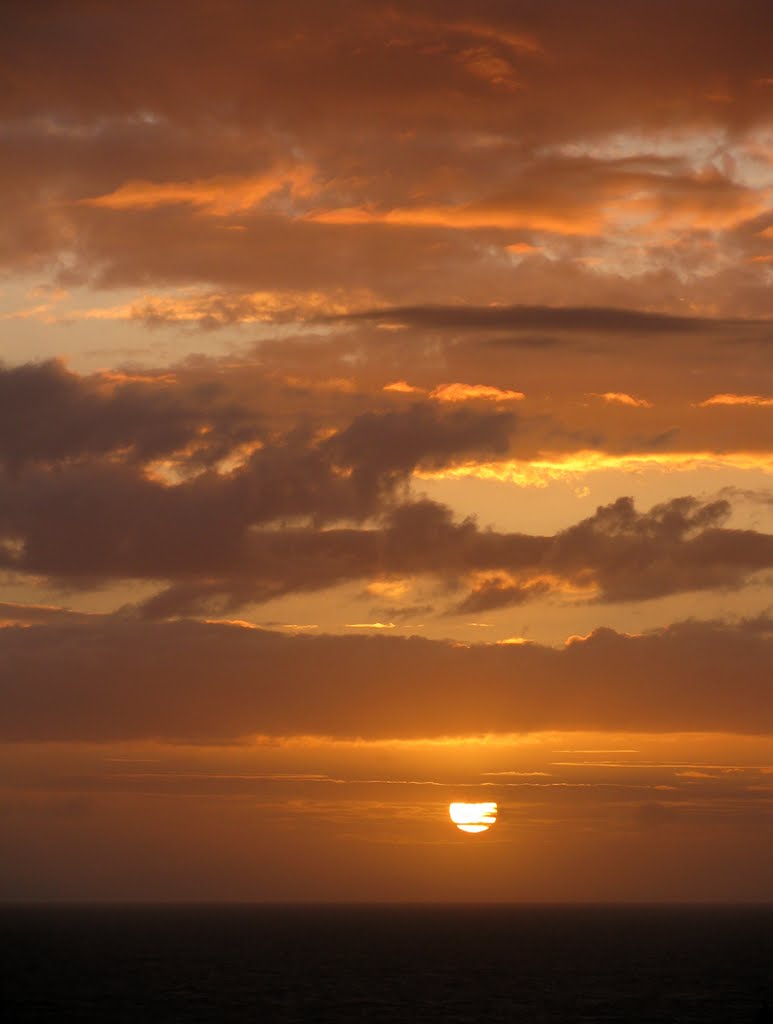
[460,570,599,613]
[282,375,359,393]
[202,618,259,629]
[306,201,603,235]
[80,166,316,215]
[97,371,177,386]
[430,382,525,403]
[60,288,365,327]
[399,14,542,56]
[595,392,653,408]
[345,622,396,629]
[383,381,425,394]
[697,393,773,408]
[419,450,773,486]
[384,380,526,403]
[505,242,540,255]
[365,579,411,599]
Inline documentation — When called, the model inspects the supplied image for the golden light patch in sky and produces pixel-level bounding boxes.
[79,165,316,214]
[430,383,525,403]
[697,393,773,407]
[449,801,498,833]
[595,392,653,408]
[306,202,602,235]
[365,579,411,599]
[344,621,396,629]
[383,380,424,394]
[418,449,773,487]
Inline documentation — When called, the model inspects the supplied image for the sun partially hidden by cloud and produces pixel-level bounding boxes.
[449,801,498,833]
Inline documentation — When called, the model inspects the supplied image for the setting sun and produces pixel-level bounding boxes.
[449,802,498,833]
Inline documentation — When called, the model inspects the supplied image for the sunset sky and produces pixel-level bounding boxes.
[1,0,772,902]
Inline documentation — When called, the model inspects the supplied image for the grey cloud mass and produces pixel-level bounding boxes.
[0,616,770,741]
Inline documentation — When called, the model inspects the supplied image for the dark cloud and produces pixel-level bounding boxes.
[127,494,773,616]
[325,403,513,497]
[0,354,769,616]
[540,495,773,603]
[337,304,728,333]
[0,602,94,625]
[3,1,773,130]
[716,486,773,508]
[0,359,259,472]
[0,615,770,741]
[2,423,770,617]
[430,495,773,613]
[0,403,515,584]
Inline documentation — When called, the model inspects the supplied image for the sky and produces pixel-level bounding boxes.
[1,0,772,902]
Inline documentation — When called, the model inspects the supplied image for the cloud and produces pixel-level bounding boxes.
[308,157,767,238]
[0,405,517,601]
[131,494,773,616]
[79,165,316,214]
[429,383,525,403]
[322,402,514,489]
[420,451,773,486]
[383,381,526,403]
[1,6,772,306]
[0,602,95,626]
[2,436,770,617]
[595,392,653,408]
[383,381,424,394]
[345,622,396,629]
[0,352,769,617]
[338,303,715,333]
[0,359,260,472]
[4,1,773,136]
[698,393,773,407]
[0,615,770,741]
[2,1,773,323]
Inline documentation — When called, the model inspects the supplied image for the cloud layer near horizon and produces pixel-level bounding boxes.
[1,616,771,741]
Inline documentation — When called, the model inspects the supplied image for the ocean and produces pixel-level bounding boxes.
[2,904,772,1022]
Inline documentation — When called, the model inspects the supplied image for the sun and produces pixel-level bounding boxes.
[449,801,498,833]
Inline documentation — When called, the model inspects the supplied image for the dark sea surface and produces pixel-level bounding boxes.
[2,904,772,1022]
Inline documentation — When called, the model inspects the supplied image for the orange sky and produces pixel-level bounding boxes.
[0,0,772,901]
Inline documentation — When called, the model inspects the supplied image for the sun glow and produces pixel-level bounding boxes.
[449,801,498,833]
